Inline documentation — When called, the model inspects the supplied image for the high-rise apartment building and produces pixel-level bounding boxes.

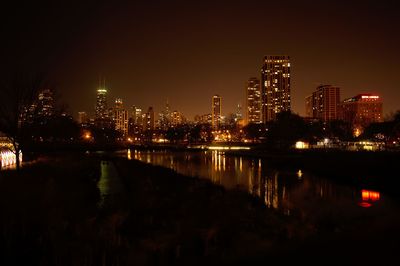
[305,94,314,118]
[115,109,129,136]
[114,98,128,136]
[212,95,222,129]
[340,94,383,135]
[129,106,143,136]
[194,114,212,124]
[159,101,172,130]
[37,89,54,117]
[261,55,291,122]
[115,98,123,110]
[170,110,185,126]
[305,85,340,121]
[245,77,262,124]
[143,107,155,131]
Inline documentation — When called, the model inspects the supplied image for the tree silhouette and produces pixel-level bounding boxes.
[0,73,43,170]
[266,111,307,149]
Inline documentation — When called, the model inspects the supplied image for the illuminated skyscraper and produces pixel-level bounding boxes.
[212,95,222,129]
[95,87,108,119]
[115,98,123,110]
[340,94,383,136]
[235,103,243,124]
[143,107,155,131]
[170,110,185,126]
[37,89,54,117]
[245,77,261,124]
[129,105,143,136]
[305,85,340,121]
[114,98,128,136]
[131,106,142,125]
[159,100,171,130]
[261,55,291,122]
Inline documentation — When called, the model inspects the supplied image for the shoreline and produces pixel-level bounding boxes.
[224,149,400,198]
[1,152,400,265]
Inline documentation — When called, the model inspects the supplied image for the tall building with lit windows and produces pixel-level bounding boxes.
[143,107,155,131]
[340,93,383,136]
[131,106,142,125]
[245,77,262,124]
[212,95,222,129]
[37,89,54,117]
[114,98,128,136]
[95,87,108,119]
[305,85,340,121]
[261,55,291,122]
[114,98,123,110]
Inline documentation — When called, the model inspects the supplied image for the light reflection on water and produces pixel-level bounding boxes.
[127,149,390,217]
[97,160,123,208]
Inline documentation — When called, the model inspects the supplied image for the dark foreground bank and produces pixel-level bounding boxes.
[0,152,399,265]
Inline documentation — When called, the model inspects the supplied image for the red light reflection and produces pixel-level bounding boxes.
[361,190,380,201]
[359,189,380,208]
[358,202,372,208]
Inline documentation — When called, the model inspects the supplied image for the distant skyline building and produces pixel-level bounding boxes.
[22,88,54,123]
[77,111,88,124]
[95,87,108,119]
[115,98,123,110]
[159,100,172,130]
[261,55,291,122]
[340,93,383,136]
[131,106,142,125]
[114,98,128,136]
[143,106,155,131]
[170,110,185,126]
[212,95,222,129]
[235,103,243,124]
[194,113,212,124]
[37,89,54,117]
[305,85,340,121]
[129,105,143,136]
[245,77,262,124]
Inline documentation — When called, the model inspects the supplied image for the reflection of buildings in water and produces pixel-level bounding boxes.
[316,179,336,199]
[211,151,222,184]
[169,156,174,170]
[127,149,131,160]
[260,171,288,210]
[130,150,383,218]
[297,176,337,200]
[133,150,142,160]
[247,159,262,196]
[222,153,226,171]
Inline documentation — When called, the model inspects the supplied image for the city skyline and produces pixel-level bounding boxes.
[1,1,399,119]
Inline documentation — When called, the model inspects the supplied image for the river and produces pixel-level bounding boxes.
[124,148,400,235]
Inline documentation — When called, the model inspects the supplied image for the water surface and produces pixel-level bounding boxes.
[126,149,400,228]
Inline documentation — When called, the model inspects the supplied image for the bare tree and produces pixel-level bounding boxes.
[0,72,43,170]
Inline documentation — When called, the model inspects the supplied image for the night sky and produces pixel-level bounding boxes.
[2,0,399,119]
